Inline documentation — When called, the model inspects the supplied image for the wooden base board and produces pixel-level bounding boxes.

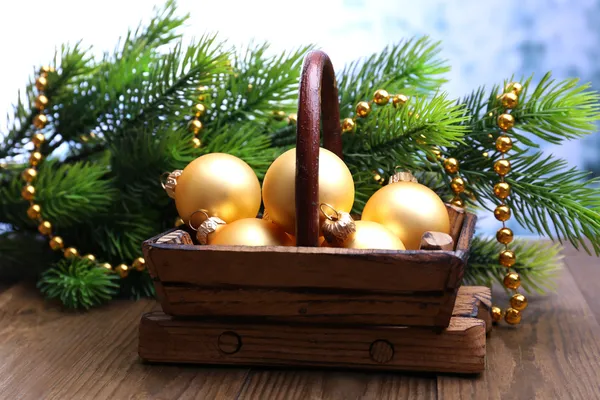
[139,286,490,374]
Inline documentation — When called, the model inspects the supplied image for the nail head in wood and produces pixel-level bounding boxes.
[369,339,394,363]
[420,231,454,251]
[217,331,242,354]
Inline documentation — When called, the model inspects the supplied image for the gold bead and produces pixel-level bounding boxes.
[39,66,54,76]
[482,152,489,158]
[80,135,90,143]
[451,197,465,208]
[198,85,209,93]
[174,217,184,227]
[497,113,515,130]
[494,204,511,222]
[504,307,522,325]
[132,257,146,271]
[116,264,129,278]
[427,147,442,162]
[451,177,465,193]
[499,249,516,267]
[510,293,528,311]
[188,119,203,134]
[35,95,49,110]
[493,182,511,199]
[506,82,523,96]
[32,133,45,148]
[341,118,355,133]
[493,159,511,176]
[373,89,390,105]
[35,76,48,91]
[491,306,503,323]
[356,101,371,117]
[497,228,514,245]
[273,110,287,121]
[247,84,253,92]
[89,132,97,139]
[373,173,382,182]
[444,158,459,174]
[495,136,513,153]
[22,168,38,182]
[64,247,79,259]
[408,111,420,119]
[38,221,52,235]
[191,137,202,148]
[193,103,206,117]
[29,151,43,166]
[288,113,297,125]
[198,95,206,102]
[49,236,64,251]
[27,204,41,220]
[392,94,409,107]
[100,263,112,271]
[21,185,35,200]
[83,254,96,263]
[503,272,521,290]
[33,114,48,129]
[501,92,518,109]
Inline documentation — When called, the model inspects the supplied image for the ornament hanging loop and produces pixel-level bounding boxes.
[188,209,210,231]
[161,170,182,199]
[319,203,342,221]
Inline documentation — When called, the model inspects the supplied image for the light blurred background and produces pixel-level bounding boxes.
[1,0,599,234]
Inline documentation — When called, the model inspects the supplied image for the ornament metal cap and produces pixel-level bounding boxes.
[389,169,418,184]
[161,170,182,199]
[320,203,356,246]
[188,209,226,245]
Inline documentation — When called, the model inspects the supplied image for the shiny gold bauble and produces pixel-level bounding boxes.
[191,137,202,148]
[495,136,513,153]
[83,254,96,263]
[444,158,459,174]
[494,159,511,176]
[32,133,45,147]
[30,151,43,166]
[451,197,465,208]
[22,185,35,200]
[506,82,523,96]
[116,264,129,278]
[491,306,503,323]
[262,148,355,234]
[64,247,79,260]
[500,92,518,109]
[494,204,511,222]
[496,228,514,245]
[175,153,261,224]
[373,89,390,105]
[504,307,521,325]
[510,293,528,311]
[35,76,48,91]
[341,118,355,133]
[451,177,465,193]
[335,220,405,250]
[188,119,203,134]
[392,94,408,107]
[211,218,292,247]
[133,257,146,271]
[499,249,516,267]
[494,182,511,199]
[356,101,371,117]
[362,181,450,250]
[497,113,515,130]
[49,236,64,251]
[27,204,41,220]
[503,272,521,290]
[38,221,52,236]
[193,103,206,117]
[33,114,48,129]
[22,168,38,182]
[35,95,49,110]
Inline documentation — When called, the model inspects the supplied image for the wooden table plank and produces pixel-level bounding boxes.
[563,244,600,323]
[437,263,600,400]
[0,284,249,400]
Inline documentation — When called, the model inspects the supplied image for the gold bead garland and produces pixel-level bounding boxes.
[493,82,526,326]
[341,89,411,135]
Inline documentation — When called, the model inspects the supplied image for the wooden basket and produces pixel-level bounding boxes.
[139,51,489,374]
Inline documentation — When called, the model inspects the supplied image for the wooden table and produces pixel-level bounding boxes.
[0,244,598,400]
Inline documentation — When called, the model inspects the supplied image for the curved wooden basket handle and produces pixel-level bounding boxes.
[295,51,343,246]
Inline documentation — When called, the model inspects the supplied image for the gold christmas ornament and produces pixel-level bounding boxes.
[133,257,146,271]
[504,307,521,325]
[451,177,465,193]
[193,103,206,117]
[392,94,408,107]
[499,249,516,267]
[32,133,45,147]
[356,101,371,117]
[506,82,523,96]
[494,204,511,222]
[496,228,514,245]
[493,182,511,199]
[175,153,261,224]
[83,254,96,263]
[189,209,227,245]
[116,264,129,278]
[27,204,41,220]
[35,95,49,110]
[191,137,202,148]
[444,158,459,174]
[22,168,38,182]
[510,293,528,311]
[495,136,513,153]
[341,118,355,133]
[30,151,43,166]
[38,221,52,236]
[332,220,406,250]
[188,119,203,134]
[503,272,521,290]
[35,76,48,91]
[493,159,511,176]
[211,218,292,247]
[362,178,450,250]
[319,203,356,246]
[262,147,355,234]
[373,89,390,105]
[491,306,503,323]
[497,113,515,130]
[500,92,518,109]
[21,185,35,200]
[49,236,64,251]
[33,114,48,129]
[64,247,79,259]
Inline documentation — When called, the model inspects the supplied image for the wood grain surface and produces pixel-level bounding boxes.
[0,244,598,399]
